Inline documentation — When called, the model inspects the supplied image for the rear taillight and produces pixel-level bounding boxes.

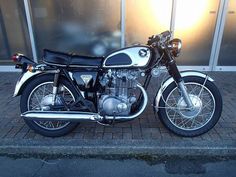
[12,53,22,62]
[12,54,18,62]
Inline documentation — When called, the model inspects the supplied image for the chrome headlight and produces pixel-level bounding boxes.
[169,38,182,57]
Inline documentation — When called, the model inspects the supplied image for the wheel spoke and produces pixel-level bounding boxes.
[27,82,75,131]
[165,82,216,131]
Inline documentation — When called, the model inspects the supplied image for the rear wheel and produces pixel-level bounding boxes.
[158,76,222,137]
[20,74,78,137]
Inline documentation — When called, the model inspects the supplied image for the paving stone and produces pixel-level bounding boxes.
[103,133,112,139]
[4,126,22,138]
[94,132,103,139]
[94,126,104,133]
[34,134,45,140]
[63,133,75,139]
[123,132,132,139]
[73,132,84,139]
[201,133,212,140]
[112,133,123,139]
[161,132,172,139]
[24,132,36,139]
[122,127,132,133]
[0,126,13,138]
[13,133,27,139]
[83,132,95,139]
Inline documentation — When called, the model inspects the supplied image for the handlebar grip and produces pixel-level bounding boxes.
[147,35,160,45]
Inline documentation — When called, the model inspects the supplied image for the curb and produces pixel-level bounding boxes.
[0,139,236,157]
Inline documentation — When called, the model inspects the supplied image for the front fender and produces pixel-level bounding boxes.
[13,71,43,97]
[154,71,214,112]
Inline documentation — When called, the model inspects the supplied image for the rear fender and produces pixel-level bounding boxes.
[13,71,43,97]
[154,71,214,112]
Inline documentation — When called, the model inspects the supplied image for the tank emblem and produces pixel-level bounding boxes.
[139,49,148,57]
[80,75,92,85]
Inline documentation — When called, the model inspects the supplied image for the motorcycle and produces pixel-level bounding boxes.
[12,31,222,137]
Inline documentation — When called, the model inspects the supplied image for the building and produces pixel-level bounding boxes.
[0,0,235,71]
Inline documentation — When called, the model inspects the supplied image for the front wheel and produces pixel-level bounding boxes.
[158,76,222,137]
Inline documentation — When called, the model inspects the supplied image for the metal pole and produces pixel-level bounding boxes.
[209,0,229,71]
[23,0,37,62]
[170,0,177,36]
[121,0,126,48]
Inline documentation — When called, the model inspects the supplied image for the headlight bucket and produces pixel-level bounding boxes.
[169,38,182,57]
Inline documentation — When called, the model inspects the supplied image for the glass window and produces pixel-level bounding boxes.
[0,18,10,60]
[0,0,32,65]
[218,0,236,66]
[126,0,172,46]
[31,0,121,57]
[174,0,220,66]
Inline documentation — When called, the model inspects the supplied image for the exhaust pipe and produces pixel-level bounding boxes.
[105,83,148,121]
[21,111,101,122]
[22,84,148,122]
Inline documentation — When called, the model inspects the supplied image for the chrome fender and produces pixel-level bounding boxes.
[13,71,43,97]
[154,71,214,112]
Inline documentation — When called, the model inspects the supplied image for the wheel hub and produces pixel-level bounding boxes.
[40,94,63,111]
[177,94,202,119]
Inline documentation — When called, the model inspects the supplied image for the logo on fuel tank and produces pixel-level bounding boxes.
[139,49,148,57]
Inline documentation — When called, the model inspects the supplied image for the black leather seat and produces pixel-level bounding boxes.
[43,49,103,67]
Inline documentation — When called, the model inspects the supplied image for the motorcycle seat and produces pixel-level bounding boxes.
[43,49,104,68]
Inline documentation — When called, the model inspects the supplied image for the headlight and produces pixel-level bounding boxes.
[169,38,182,57]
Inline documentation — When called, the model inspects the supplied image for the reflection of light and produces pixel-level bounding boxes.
[175,0,209,31]
[126,0,172,44]
[149,0,172,28]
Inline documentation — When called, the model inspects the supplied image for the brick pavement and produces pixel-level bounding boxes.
[0,72,236,144]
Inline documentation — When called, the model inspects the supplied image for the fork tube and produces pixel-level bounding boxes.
[52,69,60,105]
[178,81,194,108]
[164,50,193,108]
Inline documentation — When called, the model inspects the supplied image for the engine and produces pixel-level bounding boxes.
[99,69,140,116]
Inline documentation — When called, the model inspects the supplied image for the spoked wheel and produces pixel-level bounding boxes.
[158,76,222,137]
[20,75,78,137]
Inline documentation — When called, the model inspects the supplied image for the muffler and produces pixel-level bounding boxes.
[21,111,101,122]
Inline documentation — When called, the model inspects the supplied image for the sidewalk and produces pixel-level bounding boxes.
[0,72,236,156]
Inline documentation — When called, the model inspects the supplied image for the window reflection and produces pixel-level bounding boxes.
[126,0,172,45]
[0,0,32,65]
[218,0,236,66]
[31,0,121,57]
[174,0,219,66]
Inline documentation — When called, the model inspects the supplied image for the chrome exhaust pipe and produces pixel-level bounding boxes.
[21,111,101,122]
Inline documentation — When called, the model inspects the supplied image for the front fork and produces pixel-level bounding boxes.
[165,50,193,109]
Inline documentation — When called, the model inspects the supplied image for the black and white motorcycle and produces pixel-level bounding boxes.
[12,31,222,137]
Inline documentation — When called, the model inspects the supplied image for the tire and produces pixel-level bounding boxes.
[158,76,222,137]
[20,74,78,137]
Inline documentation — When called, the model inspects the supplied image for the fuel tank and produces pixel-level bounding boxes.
[103,45,152,68]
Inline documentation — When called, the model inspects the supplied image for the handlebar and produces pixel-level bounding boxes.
[147,35,160,45]
[161,30,171,39]
[147,30,172,48]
